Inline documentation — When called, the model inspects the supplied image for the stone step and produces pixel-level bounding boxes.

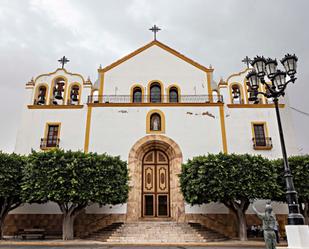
[86,221,228,243]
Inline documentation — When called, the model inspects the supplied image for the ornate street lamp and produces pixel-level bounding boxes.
[246,53,304,225]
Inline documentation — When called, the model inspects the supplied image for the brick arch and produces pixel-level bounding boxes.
[127,135,184,221]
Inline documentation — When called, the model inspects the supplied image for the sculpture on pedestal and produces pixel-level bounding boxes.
[251,200,277,249]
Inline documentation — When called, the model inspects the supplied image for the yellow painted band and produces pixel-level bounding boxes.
[219,105,228,154]
[84,106,93,153]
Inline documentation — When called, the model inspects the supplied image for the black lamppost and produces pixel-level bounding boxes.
[246,54,305,225]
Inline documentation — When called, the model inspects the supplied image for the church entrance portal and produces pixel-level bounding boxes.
[127,135,185,222]
[142,149,170,217]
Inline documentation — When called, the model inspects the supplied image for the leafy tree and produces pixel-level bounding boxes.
[22,149,129,240]
[273,155,309,224]
[0,152,25,239]
[180,153,281,241]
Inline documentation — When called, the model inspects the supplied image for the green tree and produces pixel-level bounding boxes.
[22,149,129,240]
[273,155,309,224]
[0,152,25,239]
[180,153,281,241]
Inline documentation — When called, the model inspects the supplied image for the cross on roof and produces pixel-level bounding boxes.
[58,56,70,69]
[149,25,161,40]
[242,56,252,68]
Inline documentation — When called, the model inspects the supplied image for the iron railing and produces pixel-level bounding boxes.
[252,137,272,149]
[88,94,223,104]
[40,138,60,149]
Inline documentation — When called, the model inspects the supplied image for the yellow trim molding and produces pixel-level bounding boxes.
[251,121,272,150]
[251,121,269,137]
[226,68,251,83]
[84,106,93,153]
[34,68,85,84]
[166,84,181,102]
[33,83,49,104]
[42,122,61,150]
[206,72,213,102]
[146,109,166,134]
[229,82,245,104]
[219,105,228,153]
[130,84,145,103]
[227,104,285,108]
[98,40,213,73]
[66,82,82,105]
[99,72,105,96]
[28,105,83,109]
[147,80,164,102]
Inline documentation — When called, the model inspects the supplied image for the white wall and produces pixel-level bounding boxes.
[14,108,87,154]
[225,107,298,157]
[89,106,223,161]
[103,45,209,96]
[185,200,288,215]
[10,203,62,214]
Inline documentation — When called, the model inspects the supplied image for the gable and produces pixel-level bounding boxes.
[99,40,213,73]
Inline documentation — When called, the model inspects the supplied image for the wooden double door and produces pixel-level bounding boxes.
[142,149,170,217]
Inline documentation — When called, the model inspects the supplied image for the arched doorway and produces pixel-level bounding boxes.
[127,135,184,222]
[142,149,170,217]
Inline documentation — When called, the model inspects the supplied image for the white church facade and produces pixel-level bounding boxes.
[10,39,297,237]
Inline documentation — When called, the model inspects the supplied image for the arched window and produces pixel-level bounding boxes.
[231,84,243,104]
[133,87,142,103]
[92,89,99,103]
[169,87,179,103]
[52,77,66,105]
[245,81,261,104]
[212,89,219,103]
[150,113,161,131]
[68,84,80,104]
[150,83,161,103]
[35,85,47,105]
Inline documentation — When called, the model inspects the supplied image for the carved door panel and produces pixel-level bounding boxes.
[142,150,170,217]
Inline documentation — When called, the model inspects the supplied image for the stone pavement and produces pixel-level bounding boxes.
[0,246,290,249]
[0,239,288,248]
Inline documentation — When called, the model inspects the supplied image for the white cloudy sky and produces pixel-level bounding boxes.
[0,0,309,153]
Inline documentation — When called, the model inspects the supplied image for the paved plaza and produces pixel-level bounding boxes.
[0,246,272,249]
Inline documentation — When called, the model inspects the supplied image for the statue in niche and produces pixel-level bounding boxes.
[251,200,277,249]
[151,114,161,131]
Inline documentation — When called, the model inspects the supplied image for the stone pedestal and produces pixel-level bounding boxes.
[286,225,309,249]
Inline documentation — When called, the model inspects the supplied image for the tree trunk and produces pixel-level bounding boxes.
[62,212,75,240]
[0,208,9,240]
[304,202,309,225]
[224,200,249,241]
[0,216,4,240]
[236,208,248,241]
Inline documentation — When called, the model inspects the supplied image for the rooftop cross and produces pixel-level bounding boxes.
[242,56,252,69]
[149,25,161,40]
[58,56,70,69]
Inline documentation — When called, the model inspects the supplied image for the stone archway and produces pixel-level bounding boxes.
[127,135,185,222]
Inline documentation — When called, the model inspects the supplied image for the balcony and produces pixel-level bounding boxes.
[88,94,223,104]
[40,138,60,150]
[252,137,272,150]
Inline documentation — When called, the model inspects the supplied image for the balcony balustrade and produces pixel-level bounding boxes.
[252,137,272,150]
[40,138,60,149]
[88,94,223,104]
